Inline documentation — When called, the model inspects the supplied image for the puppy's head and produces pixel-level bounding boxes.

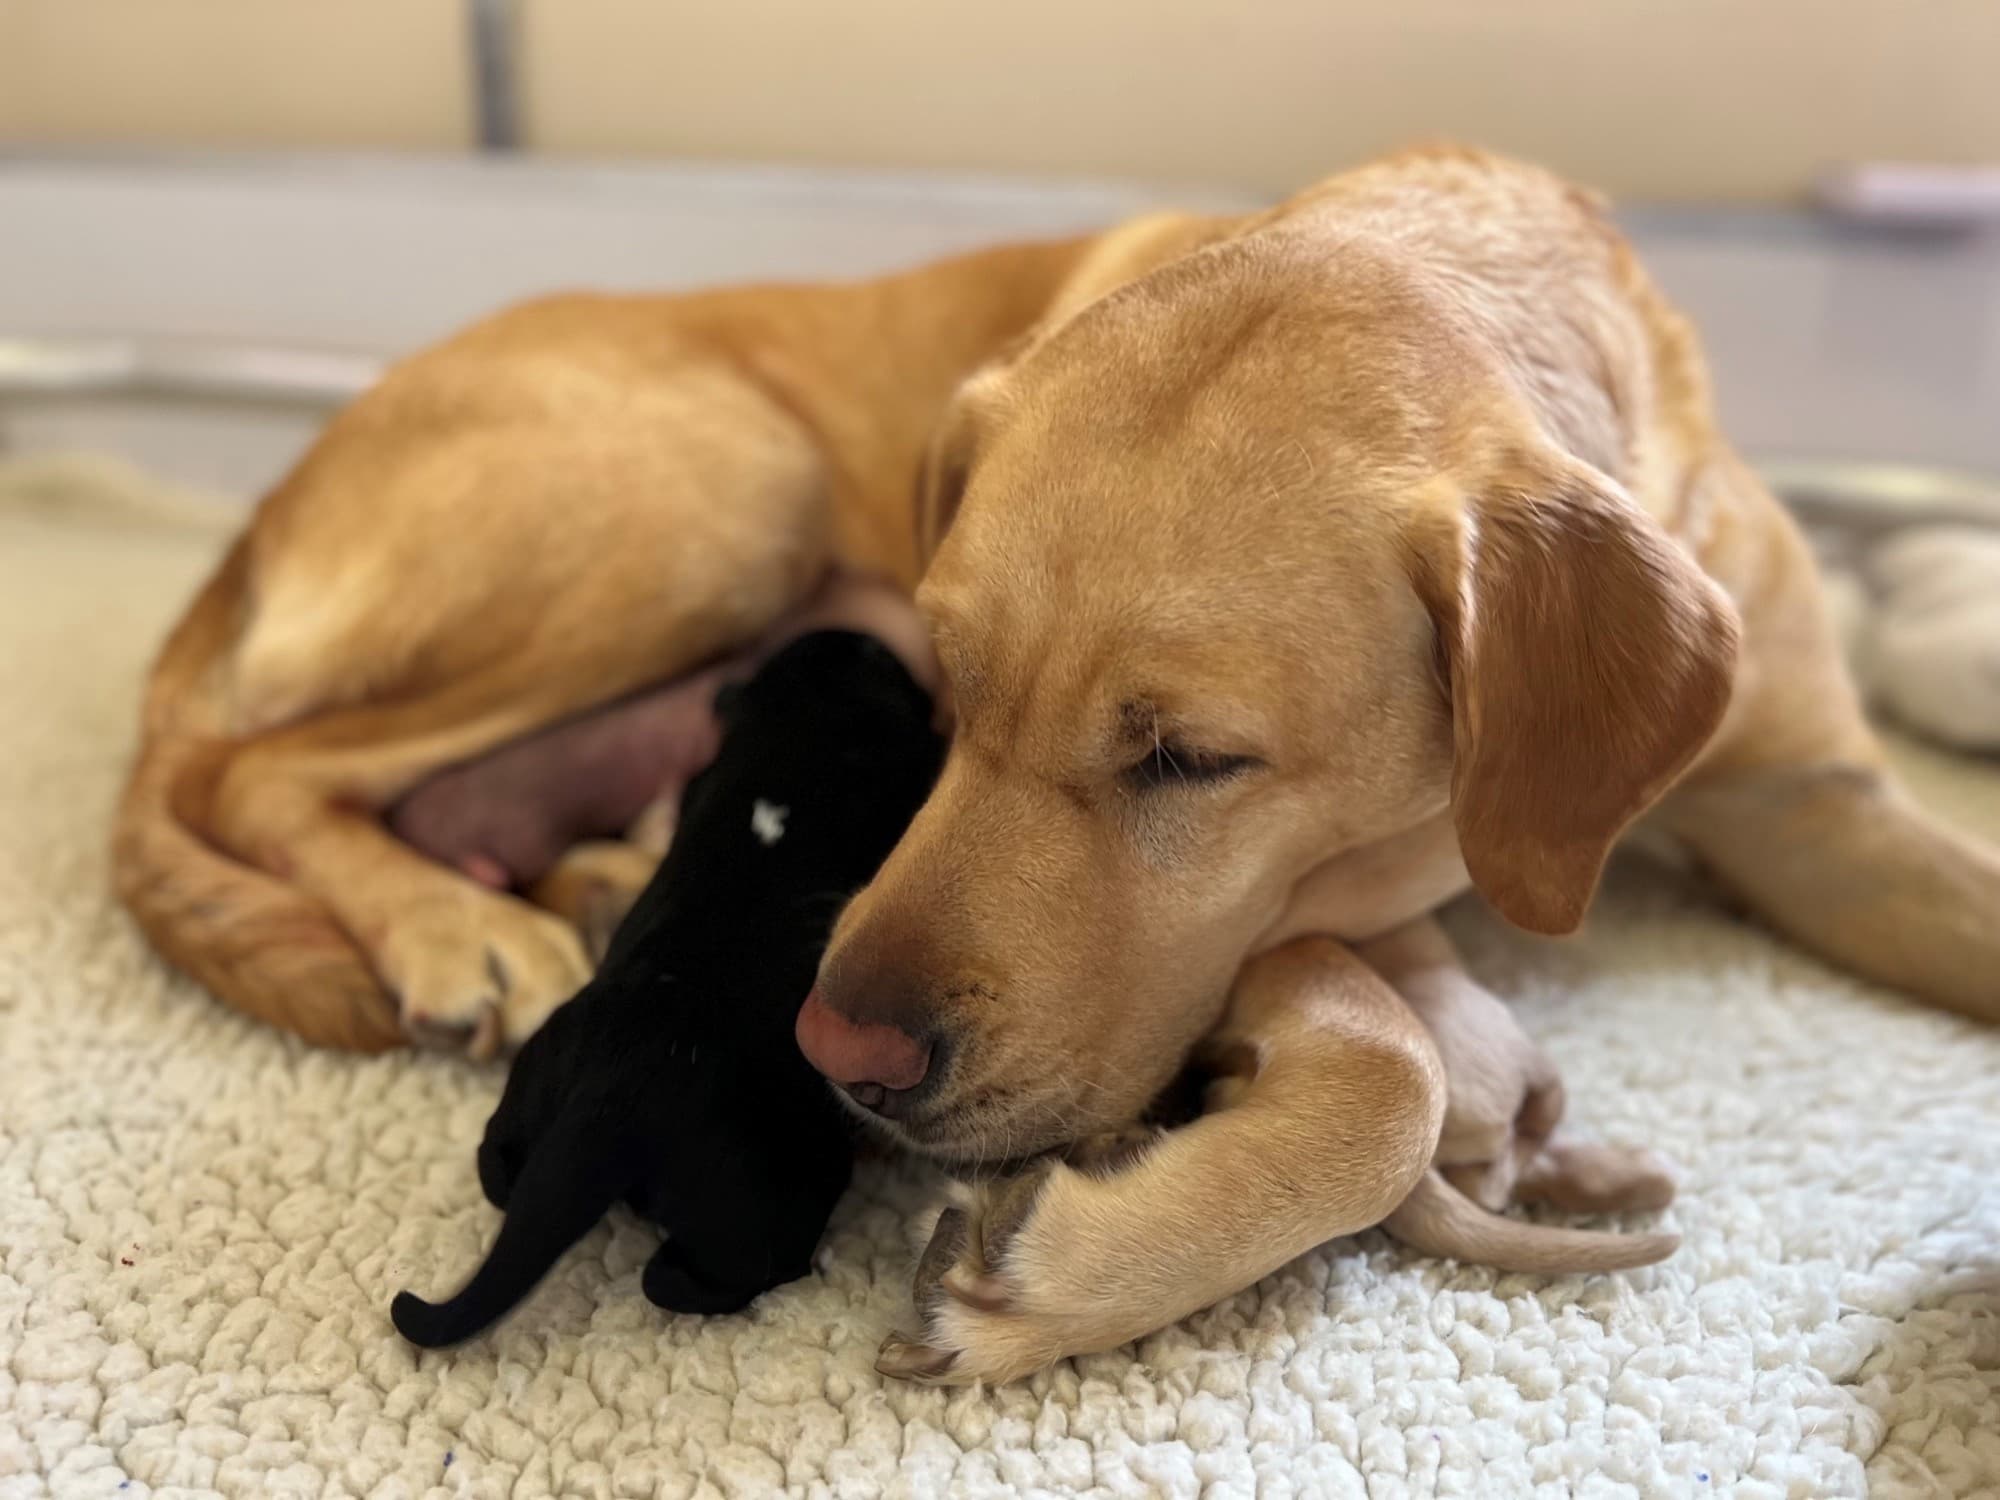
[808,240,1738,1164]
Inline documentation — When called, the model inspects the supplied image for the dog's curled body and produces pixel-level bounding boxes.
[121,145,2000,1386]
[390,630,944,1346]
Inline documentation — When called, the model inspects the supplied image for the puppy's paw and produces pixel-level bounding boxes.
[1436,1066,1566,1212]
[878,1126,1165,1386]
[642,1241,758,1317]
[1515,1138,1678,1216]
[379,885,590,1058]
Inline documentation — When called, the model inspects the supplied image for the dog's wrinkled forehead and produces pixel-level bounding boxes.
[923,434,1402,722]
[920,319,1462,773]
[921,552,1327,784]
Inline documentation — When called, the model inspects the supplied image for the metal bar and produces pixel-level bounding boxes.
[468,0,522,152]
[0,336,380,406]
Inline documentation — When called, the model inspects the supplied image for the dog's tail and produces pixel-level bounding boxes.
[391,1117,622,1348]
[1382,1170,1679,1275]
[111,538,402,1051]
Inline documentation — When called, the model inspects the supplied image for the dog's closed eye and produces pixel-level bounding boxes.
[1123,741,1259,792]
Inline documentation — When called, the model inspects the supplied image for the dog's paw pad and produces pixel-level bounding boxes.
[888,1134,1160,1387]
[1596,1146,1679,1213]
[400,971,507,1059]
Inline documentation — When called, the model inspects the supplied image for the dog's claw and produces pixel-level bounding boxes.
[876,1333,960,1382]
[401,1005,490,1053]
[884,1126,1174,1385]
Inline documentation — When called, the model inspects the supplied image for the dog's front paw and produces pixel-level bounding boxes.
[877,1126,1165,1386]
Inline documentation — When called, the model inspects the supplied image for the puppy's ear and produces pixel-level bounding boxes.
[1410,457,1739,935]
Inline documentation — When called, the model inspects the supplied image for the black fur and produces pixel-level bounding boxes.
[391,631,944,1346]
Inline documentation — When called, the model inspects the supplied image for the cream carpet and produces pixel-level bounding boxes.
[1,458,1996,1500]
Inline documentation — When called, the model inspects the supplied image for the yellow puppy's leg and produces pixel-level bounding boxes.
[1358,916,1565,1210]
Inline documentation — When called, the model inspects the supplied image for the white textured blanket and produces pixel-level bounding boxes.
[1,463,1996,1500]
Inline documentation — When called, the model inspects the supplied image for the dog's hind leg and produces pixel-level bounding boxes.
[186,380,832,1054]
[1661,760,2000,1022]
[209,589,810,1056]
[1658,460,2000,1023]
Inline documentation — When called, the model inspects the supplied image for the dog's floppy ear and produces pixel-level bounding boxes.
[1410,457,1739,935]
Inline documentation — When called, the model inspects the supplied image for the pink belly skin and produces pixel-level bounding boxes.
[389,660,736,890]
[387,571,940,890]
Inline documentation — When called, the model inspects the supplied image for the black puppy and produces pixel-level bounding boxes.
[391,630,944,1347]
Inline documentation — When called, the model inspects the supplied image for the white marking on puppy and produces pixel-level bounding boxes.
[751,799,789,846]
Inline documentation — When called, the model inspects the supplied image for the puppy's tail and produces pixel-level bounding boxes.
[1382,1170,1679,1275]
[391,1117,620,1348]
[111,537,402,1051]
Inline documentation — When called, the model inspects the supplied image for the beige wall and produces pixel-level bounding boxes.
[0,0,470,150]
[4,0,1998,201]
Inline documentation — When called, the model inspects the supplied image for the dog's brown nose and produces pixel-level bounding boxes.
[795,988,931,1092]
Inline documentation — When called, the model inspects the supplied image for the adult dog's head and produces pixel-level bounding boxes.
[800,235,1738,1165]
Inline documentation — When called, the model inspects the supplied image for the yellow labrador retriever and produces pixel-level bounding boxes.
[117,148,1996,1381]
[798,148,2000,1379]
